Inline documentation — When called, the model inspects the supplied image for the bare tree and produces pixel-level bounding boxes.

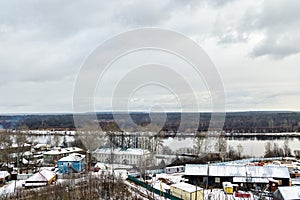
[0,130,12,164]
[264,142,272,158]
[237,143,243,159]
[53,134,61,147]
[193,132,205,156]
[15,125,29,170]
[294,150,300,158]
[283,139,291,157]
[214,133,227,161]
[78,123,106,171]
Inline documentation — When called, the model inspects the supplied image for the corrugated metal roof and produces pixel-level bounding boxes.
[185,164,290,178]
[233,177,269,183]
[185,164,208,176]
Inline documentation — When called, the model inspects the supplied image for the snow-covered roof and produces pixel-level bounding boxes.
[93,148,151,155]
[65,147,83,152]
[34,143,49,149]
[26,169,56,182]
[273,186,300,199]
[27,130,76,136]
[185,164,208,176]
[0,171,10,179]
[170,182,202,193]
[165,165,185,169]
[22,158,28,164]
[11,143,31,148]
[24,182,47,187]
[185,164,290,178]
[43,147,83,155]
[233,177,269,183]
[58,153,85,162]
[94,163,133,170]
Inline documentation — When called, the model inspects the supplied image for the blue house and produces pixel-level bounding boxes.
[58,153,85,174]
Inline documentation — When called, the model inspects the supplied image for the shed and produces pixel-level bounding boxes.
[24,169,56,188]
[185,164,290,187]
[170,182,203,200]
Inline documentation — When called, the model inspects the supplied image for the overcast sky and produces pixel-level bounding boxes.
[0,0,299,113]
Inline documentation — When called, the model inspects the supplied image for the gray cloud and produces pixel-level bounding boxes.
[248,0,300,58]
[0,0,299,113]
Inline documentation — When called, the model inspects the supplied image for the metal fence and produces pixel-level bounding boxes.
[127,175,182,200]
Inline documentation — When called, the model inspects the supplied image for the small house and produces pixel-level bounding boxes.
[170,182,203,200]
[43,147,84,164]
[24,169,56,188]
[58,153,85,174]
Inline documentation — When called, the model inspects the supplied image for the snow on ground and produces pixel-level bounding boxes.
[0,180,24,196]
[94,162,133,170]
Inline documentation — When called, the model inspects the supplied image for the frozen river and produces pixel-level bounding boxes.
[21,131,300,157]
[163,134,300,157]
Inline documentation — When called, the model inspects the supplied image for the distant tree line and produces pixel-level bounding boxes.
[0,111,299,133]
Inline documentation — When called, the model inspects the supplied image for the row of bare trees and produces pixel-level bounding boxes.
[193,132,244,161]
[1,172,140,200]
[264,140,292,157]
[0,127,29,170]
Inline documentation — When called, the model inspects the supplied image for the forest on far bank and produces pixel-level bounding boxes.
[0,111,299,133]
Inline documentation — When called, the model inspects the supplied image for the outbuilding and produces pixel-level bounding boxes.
[170,182,203,200]
[58,153,85,174]
[185,164,290,189]
[24,169,56,188]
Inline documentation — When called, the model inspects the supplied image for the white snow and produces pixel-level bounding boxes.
[185,164,290,178]
[58,153,85,162]
[0,180,24,196]
[26,169,56,182]
[94,147,151,155]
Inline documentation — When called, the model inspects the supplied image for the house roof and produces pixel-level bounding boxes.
[93,148,151,155]
[170,182,202,193]
[43,147,83,155]
[26,169,56,182]
[166,165,185,169]
[24,182,47,187]
[273,186,300,199]
[58,153,85,162]
[185,164,290,178]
